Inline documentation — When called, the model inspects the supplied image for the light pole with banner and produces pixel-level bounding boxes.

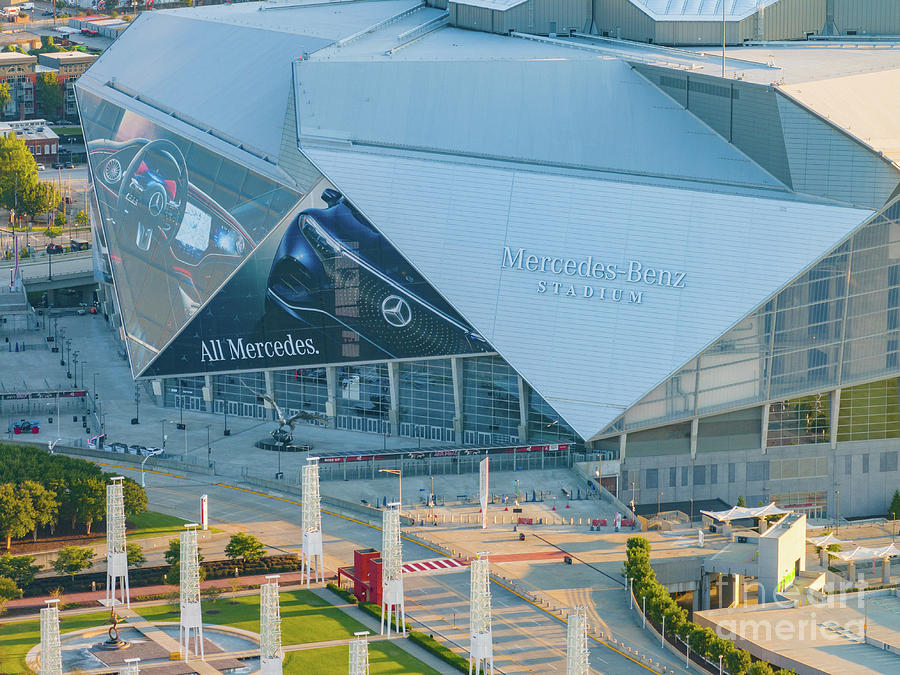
[479,457,489,529]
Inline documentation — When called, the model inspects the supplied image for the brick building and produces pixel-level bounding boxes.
[0,118,60,164]
[37,51,97,118]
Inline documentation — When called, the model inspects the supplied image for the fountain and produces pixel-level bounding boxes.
[94,609,130,651]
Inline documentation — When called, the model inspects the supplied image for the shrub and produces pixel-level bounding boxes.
[408,631,468,673]
[326,582,358,604]
[224,532,265,563]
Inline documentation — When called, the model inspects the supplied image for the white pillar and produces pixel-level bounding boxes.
[39,599,62,675]
[381,504,406,638]
[349,631,370,675]
[301,457,324,587]
[105,477,129,608]
[469,552,494,675]
[179,524,204,662]
[259,575,283,675]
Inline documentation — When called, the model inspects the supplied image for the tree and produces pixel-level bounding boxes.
[74,209,89,232]
[51,546,94,578]
[889,490,900,521]
[0,134,38,215]
[35,72,63,119]
[21,182,61,224]
[725,647,752,675]
[0,484,36,550]
[0,81,10,116]
[737,495,747,507]
[0,576,21,599]
[21,481,58,542]
[121,479,148,518]
[224,533,266,563]
[164,537,204,566]
[54,211,66,229]
[126,542,145,568]
[0,553,40,588]
[69,478,105,535]
[747,662,775,675]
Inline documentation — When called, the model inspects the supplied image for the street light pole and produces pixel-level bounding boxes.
[141,448,164,487]
[379,468,402,513]
[206,424,212,468]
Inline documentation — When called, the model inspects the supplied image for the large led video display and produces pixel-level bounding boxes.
[79,90,302,374]
[141,177,493,377]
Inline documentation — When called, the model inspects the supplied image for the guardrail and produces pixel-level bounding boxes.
[10,438,217,476]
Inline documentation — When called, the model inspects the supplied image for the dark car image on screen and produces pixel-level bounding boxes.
[266,189,489,360]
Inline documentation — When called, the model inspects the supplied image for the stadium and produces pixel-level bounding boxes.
[78,0,900,518]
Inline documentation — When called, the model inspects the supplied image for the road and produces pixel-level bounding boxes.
[98,462,658,675]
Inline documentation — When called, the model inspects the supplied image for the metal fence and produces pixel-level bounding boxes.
[315,447,573,482]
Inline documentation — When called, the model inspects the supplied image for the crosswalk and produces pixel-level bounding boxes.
[402,558,468,575]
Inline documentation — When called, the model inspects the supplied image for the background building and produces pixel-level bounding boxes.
[1,118,59,163]
[78,0,900,518]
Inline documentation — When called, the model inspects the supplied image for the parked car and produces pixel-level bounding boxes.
[64,161,75,169]
[108,442,128,453]
[46,243,64,254]
[42,9,53,15]
[69,239,91,251]
[8,419,40,434]
[51,161,64,169]
[36,163,45,171]
[127,444,146,455]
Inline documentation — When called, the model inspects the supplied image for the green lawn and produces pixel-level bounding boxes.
[0,610,115,674]
[135,589,367,644]
[126,511,222,539]
[285,643,442,674]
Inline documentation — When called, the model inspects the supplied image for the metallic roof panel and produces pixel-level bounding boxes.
[303,146,871,439]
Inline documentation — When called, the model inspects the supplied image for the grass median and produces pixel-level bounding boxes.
[285,643,441,674]
[134,589,367,644]
[127,510,222,538]
[0,610,114,674]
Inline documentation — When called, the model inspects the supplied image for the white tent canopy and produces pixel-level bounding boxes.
[829,543,900,561]
[701,503,792,523]
[808,532,851,548]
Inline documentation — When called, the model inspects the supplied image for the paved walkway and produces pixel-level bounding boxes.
[6,571,307,612]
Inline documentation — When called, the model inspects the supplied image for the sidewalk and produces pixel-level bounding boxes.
[5,571,307,612]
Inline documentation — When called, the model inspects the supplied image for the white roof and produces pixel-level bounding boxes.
[628,0,780,22]
[450,0,528,10]
[830,544,900,561]
[701,503,791,522]
[303,145,869,439]
[808,532,850,548]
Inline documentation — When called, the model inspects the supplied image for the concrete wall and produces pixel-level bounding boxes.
[834,0,900,35]
[620,439,900,518]
[451,0,589,35]
[594,0,826,45]
[496,0,589,35]
[758,513,806,602]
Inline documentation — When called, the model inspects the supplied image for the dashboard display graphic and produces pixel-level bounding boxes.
[79,91,301,374]
[141,179,492,378]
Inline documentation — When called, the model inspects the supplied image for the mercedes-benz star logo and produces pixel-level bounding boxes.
[147,190,165,217]
[381,295,412,328]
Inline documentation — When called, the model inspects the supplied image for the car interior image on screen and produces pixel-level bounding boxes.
[79,90,301,373]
